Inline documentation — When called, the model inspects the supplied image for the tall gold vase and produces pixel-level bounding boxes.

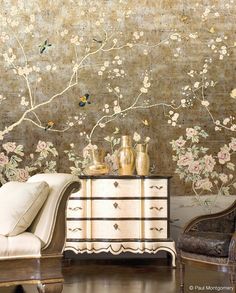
[117,135,135,175]
[135,143,150,176]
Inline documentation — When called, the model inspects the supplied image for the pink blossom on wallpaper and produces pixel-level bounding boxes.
[195,178,213,191]
[188,160,202,174]
[36,140,47,152]
[203,155,216,172]
[0,152,9,166]
[173,137,186,148]
[186,128,198,138]
[16,168,29,182]
[177,152,193,166]
[229,138,236,151]
[2,142,16,153]
[217,145,231,164]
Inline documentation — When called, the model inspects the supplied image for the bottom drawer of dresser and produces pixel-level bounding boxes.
[144,220,167,239]
[67,220,168,240]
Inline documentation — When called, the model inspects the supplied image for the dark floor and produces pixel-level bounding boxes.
[0,259,234,293]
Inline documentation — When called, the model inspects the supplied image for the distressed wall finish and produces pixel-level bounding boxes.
[0,0,236,209]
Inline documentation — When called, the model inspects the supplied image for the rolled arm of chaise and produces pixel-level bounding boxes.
[27,174,81,256]
[183,200,236,234]
[42,179,81,255]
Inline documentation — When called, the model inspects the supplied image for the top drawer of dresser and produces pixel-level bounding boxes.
[91,179,140,197]
[144,179,168,197]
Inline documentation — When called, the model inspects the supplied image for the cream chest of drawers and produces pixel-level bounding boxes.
[65,175,176,266]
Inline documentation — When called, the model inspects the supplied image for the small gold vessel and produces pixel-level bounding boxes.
[135,143,150,176]
[117,135,135,175]
[84,149,109,175]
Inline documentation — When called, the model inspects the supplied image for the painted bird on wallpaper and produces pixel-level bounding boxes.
[44,120,54,131]
[79,94,91,107]
[93,38,103,44]
[39,39,52,54]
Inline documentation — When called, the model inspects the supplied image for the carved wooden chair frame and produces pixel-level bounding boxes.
[178,200,236,292]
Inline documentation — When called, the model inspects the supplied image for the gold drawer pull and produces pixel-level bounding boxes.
[68,227,82,232]
[113,181,119,188]
[113,223,119,230]
[150,206,164,211]
[113,202,120,209]
[150,185,163,190]
[150,227,164,232]
[69,206,82,211]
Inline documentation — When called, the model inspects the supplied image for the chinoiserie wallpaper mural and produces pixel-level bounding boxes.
[0,0,235,210]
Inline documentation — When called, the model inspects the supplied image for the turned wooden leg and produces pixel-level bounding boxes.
[37,282,63,293]
[179,261,185,292]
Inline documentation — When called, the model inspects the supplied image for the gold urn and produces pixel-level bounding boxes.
[84,148,109,175]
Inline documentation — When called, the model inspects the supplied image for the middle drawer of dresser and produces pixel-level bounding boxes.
[67,199,167,218]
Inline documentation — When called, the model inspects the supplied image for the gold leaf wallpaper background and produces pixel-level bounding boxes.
[0,0,236,208]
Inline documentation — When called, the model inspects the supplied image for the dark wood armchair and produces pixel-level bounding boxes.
[178,200,236,292]
[0,174,80,293]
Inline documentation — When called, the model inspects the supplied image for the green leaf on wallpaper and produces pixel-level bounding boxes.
[27,166,37,173]
[226,162,235,171]
[44,161,57,173]
[210,171,218,178]
[200,147,209,153]
[172,155,178,161]
[113,127,120,134]
[49,148,58,157]
[14,145,24,156]
[221,187,230,196]
[10,155,22,166]
[113,138,120,146]
[191,136,200,143]
[199,130,208,138]
[104,136,111,142]
[70,166,82,176]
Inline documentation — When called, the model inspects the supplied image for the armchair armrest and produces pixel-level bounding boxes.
[229,232,236,262]
[183,200,236,234]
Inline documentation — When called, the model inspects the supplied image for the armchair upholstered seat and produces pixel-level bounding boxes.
[0,173,80,293]
[178,200,236,292]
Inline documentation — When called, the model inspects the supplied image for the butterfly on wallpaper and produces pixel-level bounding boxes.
[79,94,91,107]
[39,40,52,54]
[44,120,54,131]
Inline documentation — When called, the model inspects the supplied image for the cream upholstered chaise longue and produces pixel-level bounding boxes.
[0,173,80,293]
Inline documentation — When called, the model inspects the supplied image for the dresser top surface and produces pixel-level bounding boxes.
[78,175,172,179]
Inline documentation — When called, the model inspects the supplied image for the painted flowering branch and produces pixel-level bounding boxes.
[0,23,179,140]
[1,29,141,138]
[171,126,236,209]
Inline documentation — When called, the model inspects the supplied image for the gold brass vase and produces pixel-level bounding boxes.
[117,135,135,175]
[84,148,109,175]
[135,143,150,176]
